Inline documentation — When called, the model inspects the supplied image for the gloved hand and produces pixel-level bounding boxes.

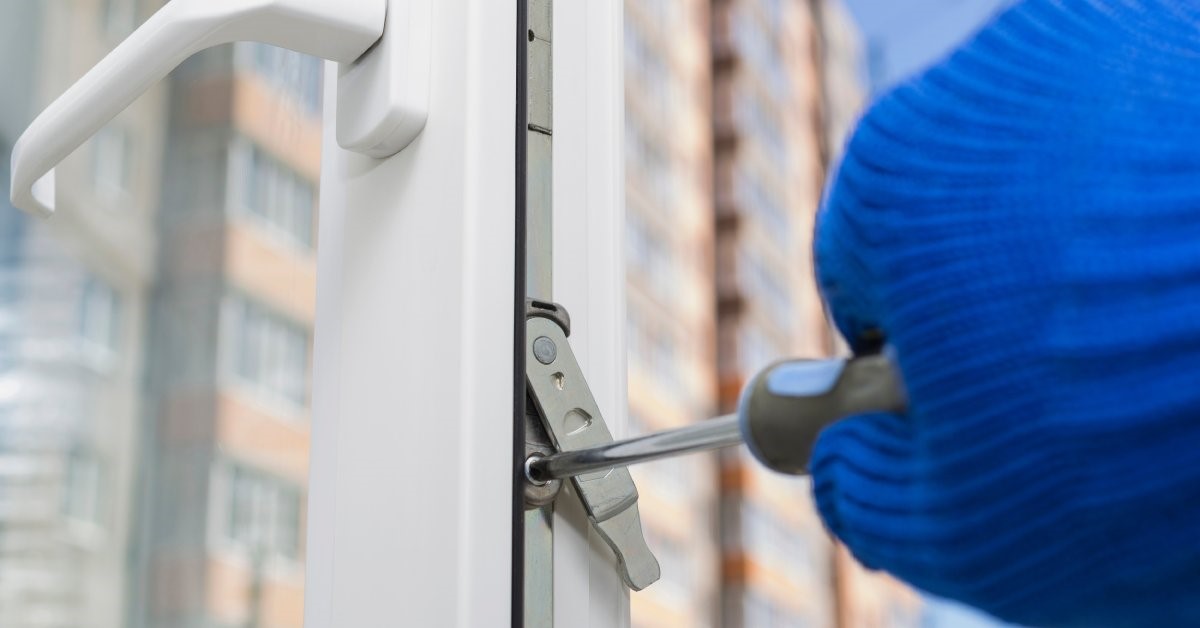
[810,1,1200,626]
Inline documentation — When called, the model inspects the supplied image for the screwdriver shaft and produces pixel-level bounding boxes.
[526,414,743,482]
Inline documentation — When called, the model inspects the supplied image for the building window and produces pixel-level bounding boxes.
[625,209,677,300]
[63,450,104,525]
[738,324,779,374]
[626,410,649,436]
[636,0,677,25]
[743,592,774,628]
[742,502,818,582]
[223,462,302,561]
[235,43,323,114]
[79,276,121,353]
[640,455,690,503]
[101,0,137,38]
[624,19,677,123]
[0,340,12,373]
[626,311,682,397]
[737,169,790,249]
[642,526,692,607]
[626,412,692,501]
[230,138,316,249]
[754,0,785,28]
[222,295,309,409]
[733,7,789,102]
[744,592,812,628]
[625,115,676,212]
[739,249,793,331]
[737,88,789,168]
[92,126,132,196]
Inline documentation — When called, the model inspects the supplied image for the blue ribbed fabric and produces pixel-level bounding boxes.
[810,1,1200,626]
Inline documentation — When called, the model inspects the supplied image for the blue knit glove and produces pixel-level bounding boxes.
[810,1,1200,626]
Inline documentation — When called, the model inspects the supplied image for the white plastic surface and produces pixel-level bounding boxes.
[304,1,630,625]
[336,0,431,157]
[9,0,385,217]
[304,0,517,618]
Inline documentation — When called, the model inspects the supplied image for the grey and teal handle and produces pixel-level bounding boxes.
[738,353,906,474]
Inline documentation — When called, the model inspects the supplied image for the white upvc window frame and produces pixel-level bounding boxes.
[303,1,629,626]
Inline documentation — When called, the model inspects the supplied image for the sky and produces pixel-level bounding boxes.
[835,1,1021,626]
[842,0,1015,93]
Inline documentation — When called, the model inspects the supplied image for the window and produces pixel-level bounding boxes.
[739,324,780,374]
[642,526,692,607]
[627,312,683,397]
[627,412,693,500]
[235,43,323,114]
[755,0,785,28]
[733,7,789,103]
[641,456,690,502]
[92,126,132,196]
[627,410,649,436]
[625,209,677,300]
[744,592,776,628]
[230,138,316,249]
[737,88,789,167]
[223,462,302,561]
[739,250,793,331]
[0,144,26,267]
[625,115,676,211]
[744,591,811,628]
[742,503,814,578]
[637,0,677,25]
[737,168,790,247]
[63,450,104,525]
[222,295,309,409]
[79,276,121,353]
[0,265,21,359]
[624,19,677,122]
[101,0,136,38]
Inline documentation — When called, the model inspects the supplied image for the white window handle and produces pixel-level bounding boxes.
[10,0,428,218]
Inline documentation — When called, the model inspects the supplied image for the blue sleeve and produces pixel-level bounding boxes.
[809,1,1200,626]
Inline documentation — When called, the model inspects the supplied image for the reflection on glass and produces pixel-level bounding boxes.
[0,4,319,626]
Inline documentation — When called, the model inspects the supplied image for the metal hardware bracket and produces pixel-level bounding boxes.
[524,300,661,591]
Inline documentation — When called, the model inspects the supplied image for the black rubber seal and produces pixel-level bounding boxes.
[511,0,529,624]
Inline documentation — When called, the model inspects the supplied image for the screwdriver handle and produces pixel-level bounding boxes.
[738,353,906,475]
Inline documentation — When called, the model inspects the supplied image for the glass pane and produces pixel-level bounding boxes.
[624,0,1017,624]
[623,1,1008,627]
[0,6,320,626]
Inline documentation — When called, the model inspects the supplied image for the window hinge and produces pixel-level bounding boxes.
[522,299,661,591]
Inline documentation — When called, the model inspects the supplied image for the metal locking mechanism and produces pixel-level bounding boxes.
[524,300,661,591]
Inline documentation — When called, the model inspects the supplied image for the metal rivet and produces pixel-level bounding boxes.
[533,336,557,364]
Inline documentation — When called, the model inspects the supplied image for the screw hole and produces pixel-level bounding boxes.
[525,455,548,485]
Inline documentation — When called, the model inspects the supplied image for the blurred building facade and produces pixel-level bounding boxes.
[0,1,318,626]
[712,0,848,625]
[625,0,923,627]
[624,0,722,625]
[132,40,320,628]
[0,1,924,627]
[0,1,167,625]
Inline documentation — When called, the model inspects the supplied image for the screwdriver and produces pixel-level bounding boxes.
[525,352,906,483]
